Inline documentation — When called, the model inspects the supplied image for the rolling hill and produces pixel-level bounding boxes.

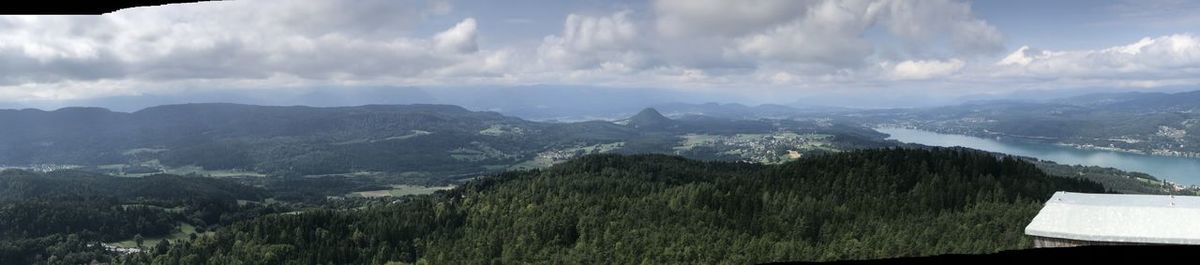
[0,104,888,179]
[117,148,1105,264]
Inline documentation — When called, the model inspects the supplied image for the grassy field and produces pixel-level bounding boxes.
[119,204,185,213]
[333,130,434,145]
[301,171,389,178]
[101,160,267,178]
[110,223,207,249]
[352,185,457,198]
[121,148,169,156]
[158,165,267,178]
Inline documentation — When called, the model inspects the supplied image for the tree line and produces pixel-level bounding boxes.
[117,148,1105,264]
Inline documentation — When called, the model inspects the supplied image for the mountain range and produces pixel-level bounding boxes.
[850,90,1200,157]
[0,103,886,179]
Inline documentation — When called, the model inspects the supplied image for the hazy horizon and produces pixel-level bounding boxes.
[5,84,1199,114]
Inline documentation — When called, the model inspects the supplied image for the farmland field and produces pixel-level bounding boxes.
[351,184,457,198]
[109,223,207,249]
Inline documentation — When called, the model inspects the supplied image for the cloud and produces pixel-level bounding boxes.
[0,0,505,100]
[876,0,1004,54]
[522,0,1005,88]
[656,0,1003,70]
[888,59,965,80]
[537,11,645,69]
[653,0,812,37]
[731,1,877,68]
[248,0,452,37]
[0,0,1010,103]
[994,34,1200,79]
[3,0,1197,106]
[433,18,479,54]
[997,46,1050,66]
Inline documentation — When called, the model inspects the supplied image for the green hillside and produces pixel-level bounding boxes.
[119,148,1104,264]
[0,170,277,265]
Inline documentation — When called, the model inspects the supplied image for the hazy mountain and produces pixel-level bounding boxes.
[11,85,749,122]
[0,103,582,177]
[649,102,853,120]
[1050,91,1159,106]
[624,108,676,130]
[0,103,887,179]
[864,89,1200,157]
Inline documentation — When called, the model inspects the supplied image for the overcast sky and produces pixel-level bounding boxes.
[1,0,1199,109]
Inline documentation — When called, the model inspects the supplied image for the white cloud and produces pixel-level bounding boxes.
[731,1,877,68]
[997,46,1050,66]
[0,0,1013,103]
[657,0,1003,70]
[877,0,1004,54]
[653,0,812,37]
[537,11,645,70]
[561,11,638,52]
[995,34,1200,78]
[0,0,513,100]
[433,18,479,54]
[888,59,965,80]
[2,0,1197,106]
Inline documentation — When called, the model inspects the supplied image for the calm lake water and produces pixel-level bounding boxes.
[877,128,1200,185]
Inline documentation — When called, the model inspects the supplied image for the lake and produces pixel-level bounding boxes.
[877,128,1200,185]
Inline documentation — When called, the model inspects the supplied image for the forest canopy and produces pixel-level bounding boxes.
[117,148,1105,264]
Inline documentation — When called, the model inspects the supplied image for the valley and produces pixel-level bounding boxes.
[0,104,887,183]
[853,91,1200,159]
[111,148,1107,264]
[3,100,1198,264]
[7,2,1200,264]
[879,127,1200,193]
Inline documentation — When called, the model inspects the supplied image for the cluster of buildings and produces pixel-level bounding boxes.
[0,164,80,172]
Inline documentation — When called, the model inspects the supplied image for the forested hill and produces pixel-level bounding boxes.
[120,148,1105,264]
[0,170,278,264]
[0,104,537,172]
[0,169,264,202]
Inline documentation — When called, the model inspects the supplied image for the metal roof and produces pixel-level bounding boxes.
[1025,192,1200,245]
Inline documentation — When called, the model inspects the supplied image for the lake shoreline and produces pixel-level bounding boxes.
[881,125,1200,159]
[876,127,1200,189]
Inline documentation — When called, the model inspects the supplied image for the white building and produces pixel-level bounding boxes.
[1025,192,1200,247]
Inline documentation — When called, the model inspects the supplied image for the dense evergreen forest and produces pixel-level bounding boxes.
[111,148,1104,264]
[0,170,283,265]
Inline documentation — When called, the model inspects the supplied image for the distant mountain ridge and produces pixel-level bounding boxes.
[5,85,740,121]
[624,108,676,130]
[649,102,854,120]
[860,89,1200,158]
[1033,90,1200,111]
[0,103,887,179]
[0,103,563,176]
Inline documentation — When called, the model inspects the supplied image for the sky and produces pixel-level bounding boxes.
[1,0,1200,110]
